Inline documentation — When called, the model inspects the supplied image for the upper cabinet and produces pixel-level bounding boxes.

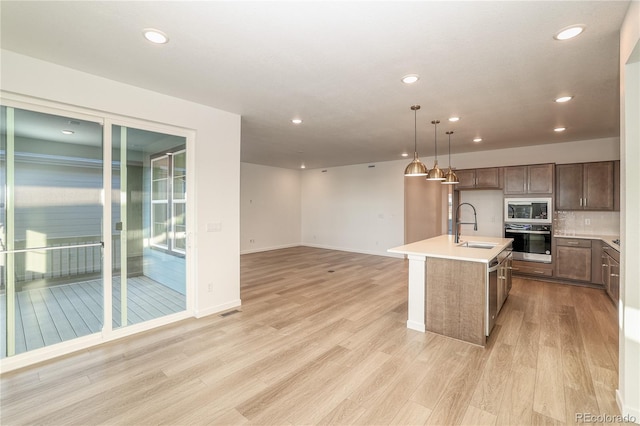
[555,161,615,211]
[456,167,502,190]
[504,163,554,195]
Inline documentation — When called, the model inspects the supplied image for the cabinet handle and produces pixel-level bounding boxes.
[584,198,587,207]
[566,241,580,245]
[611,273,619,277]
[534,270,545,274]
[580,198,583,206]
[602,263,608,267]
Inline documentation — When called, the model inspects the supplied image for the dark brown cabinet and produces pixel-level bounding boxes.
[512,259,553,277]
[555,161,614,211]
[456,167,502,190]
[504,163,554,195]
[601,244,620,305]
[555,238,592,282]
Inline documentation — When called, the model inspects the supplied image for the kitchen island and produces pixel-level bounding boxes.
[389,234,513,346]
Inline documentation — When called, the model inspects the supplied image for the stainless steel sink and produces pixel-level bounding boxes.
[457,241,497,249]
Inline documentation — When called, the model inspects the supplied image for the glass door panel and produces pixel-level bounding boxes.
[1,106,103,358]
[111,126,186,330]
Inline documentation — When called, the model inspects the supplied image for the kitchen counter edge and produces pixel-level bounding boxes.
[388,234,513,264]
[554,234,620,252]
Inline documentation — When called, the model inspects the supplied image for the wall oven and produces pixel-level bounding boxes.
[504,198,552,224]
[504,223,552,263]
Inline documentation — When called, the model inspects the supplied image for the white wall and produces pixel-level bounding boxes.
[240,163,301,253]
[301,162,405,256]
[458,190,504,238]
[618,0,640,420]
[1,50,241,317]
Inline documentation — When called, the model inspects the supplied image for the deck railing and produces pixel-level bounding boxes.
[0,235,123,287]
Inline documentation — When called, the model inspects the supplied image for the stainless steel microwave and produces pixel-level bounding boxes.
[504,198,552,224]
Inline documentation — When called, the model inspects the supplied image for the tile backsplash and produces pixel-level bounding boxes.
[554,211,620,236]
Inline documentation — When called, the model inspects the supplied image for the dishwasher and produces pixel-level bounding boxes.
[486,257,499,336]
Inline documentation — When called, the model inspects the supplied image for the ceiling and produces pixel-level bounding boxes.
[0,1,630,170]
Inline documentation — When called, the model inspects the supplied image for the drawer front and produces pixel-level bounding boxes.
[556,238,592,248]
[513,260,553,277]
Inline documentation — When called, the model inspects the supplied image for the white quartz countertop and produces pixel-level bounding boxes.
[554,234,620,252]
[388,234,513,263]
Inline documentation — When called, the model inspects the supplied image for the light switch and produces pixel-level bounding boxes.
[207,222,222,232]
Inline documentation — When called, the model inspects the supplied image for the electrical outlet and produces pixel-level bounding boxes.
[208,282,213,292]
[249,239,255,243]
[585,218,591,225]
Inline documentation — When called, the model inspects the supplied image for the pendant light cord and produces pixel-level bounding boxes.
[414,108,417,153]
[432,120,440,161]
[447,131,453,167]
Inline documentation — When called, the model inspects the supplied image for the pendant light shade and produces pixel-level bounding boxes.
[404,105,428,176]
[426,120,445,181]
[442,130,459,185]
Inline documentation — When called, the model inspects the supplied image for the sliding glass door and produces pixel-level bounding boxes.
[1,106,104,357]
[111,126,186,330]
[1,103,188,359]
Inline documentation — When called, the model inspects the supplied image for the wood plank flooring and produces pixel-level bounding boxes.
[0,246,619,425]
[1,276,186,357]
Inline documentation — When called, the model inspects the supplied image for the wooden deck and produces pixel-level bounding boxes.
[1,276,186,357]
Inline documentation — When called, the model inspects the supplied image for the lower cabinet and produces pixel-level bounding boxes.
[602,244,620,305]
[512,260,553,277]
[555,238,592,282]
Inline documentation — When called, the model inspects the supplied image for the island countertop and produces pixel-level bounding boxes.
[388,234,513,263]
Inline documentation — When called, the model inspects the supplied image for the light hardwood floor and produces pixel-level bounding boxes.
[0,246,619,425]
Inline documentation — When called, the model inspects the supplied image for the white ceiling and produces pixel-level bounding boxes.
[0,1,630,170]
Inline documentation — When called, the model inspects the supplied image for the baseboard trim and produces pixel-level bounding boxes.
[302,243,405,259]
[195,299,242,318]
[240,243,300,255]
[616,389,640,423]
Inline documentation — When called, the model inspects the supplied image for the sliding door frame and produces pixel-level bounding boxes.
[0,93,195,372]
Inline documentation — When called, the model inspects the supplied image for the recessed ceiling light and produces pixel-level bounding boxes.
[401,153,409,157]
[473,137,482,143]
[448,117,460,122]
[291,118,303,124]
[554,127,566,132]
[401,74,420,84]
[61,129,75,135]
[554,25,585,41]
[555,96,573,103]
[300,164,306,169]
[143,29,169,44]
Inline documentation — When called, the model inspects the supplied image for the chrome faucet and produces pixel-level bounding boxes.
[454,202,478,243]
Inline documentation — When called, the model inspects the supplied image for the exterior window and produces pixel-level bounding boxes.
[150,149,186,255]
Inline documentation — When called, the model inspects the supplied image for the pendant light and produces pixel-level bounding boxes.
[442,130,459,185]
[426,120,445,180]
[404,105,428,176]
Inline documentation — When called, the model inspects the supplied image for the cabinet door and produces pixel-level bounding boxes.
[584,161,614,210]
[610,259,619,304]
[555,245,592,281]
[528,163,554,194]
[475,167,501,189]
[504,166,527,194]
[555,163,583,210]
[456,169,476,189]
